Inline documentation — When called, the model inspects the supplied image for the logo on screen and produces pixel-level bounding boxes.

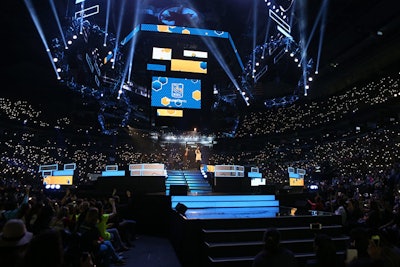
[171,83,184,98]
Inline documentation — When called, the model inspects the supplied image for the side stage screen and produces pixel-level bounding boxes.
[151,76,201,109]
[43,175,73,186]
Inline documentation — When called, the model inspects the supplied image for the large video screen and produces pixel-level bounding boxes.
[151,76,201,109]
[43,175,73,186]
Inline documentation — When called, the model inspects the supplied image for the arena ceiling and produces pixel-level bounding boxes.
[3,0,399,132]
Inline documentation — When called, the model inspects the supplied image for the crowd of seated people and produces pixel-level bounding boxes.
[236,73,399,138]
[0,185,137,267]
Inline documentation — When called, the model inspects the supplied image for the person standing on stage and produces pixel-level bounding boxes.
[183,145,189,169]
[195,146,202,169]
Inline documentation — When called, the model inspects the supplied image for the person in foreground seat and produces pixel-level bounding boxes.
[252,227,298,267]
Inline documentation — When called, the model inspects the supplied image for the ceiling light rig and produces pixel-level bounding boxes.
[241,0,317,108]
[50,17,145,134]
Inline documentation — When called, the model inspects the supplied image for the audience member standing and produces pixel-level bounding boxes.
[252,227,298,267]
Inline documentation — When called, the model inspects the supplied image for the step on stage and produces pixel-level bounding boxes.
[171,194,282,219]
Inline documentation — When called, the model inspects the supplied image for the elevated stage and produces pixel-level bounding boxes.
[85,168,347,267]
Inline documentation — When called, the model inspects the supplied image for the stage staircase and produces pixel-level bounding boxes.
[166,170,212,195]
[169,194,349,267]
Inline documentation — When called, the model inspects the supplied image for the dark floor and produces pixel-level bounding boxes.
[116,235,182,267]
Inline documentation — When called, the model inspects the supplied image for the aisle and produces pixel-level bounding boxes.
[118,235,182,267]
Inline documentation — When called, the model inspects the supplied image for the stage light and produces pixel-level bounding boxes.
[308,77,313,81]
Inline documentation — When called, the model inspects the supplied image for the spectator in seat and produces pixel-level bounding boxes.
[77,207,126,267]
[306,233,340,267]
[95,198,129,252]
[20,228,65,267]
[252,227,298,267]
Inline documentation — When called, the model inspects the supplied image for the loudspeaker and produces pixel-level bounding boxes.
[175,202,188,215]
[170,185,188,195]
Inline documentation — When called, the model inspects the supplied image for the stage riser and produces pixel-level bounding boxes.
[198,215,342,229]
[206,252,346,267]
[205,237,349,256]
[170,213,347,267]
[166,170,213,195]
[177,201,279,209]
[203,225,345,242]
[95,176,166,194]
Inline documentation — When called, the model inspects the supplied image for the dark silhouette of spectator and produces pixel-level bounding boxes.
[308,195,325,211]
[305,233,340,267]
[364,200,382,230]
[109,193,137,247]
[335,197,348,225]
[345,227,373,266]
[95,198,129,252]
[0,186,30,225]
[252,227,298,267]
[346,198,364,231]
[77,207,125,266]
[29,198,55,234]
[366,230,400,267]
[20,228,64,267]
[0,219,33,267]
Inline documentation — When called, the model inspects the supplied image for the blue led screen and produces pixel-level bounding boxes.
[151,76,201,109]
